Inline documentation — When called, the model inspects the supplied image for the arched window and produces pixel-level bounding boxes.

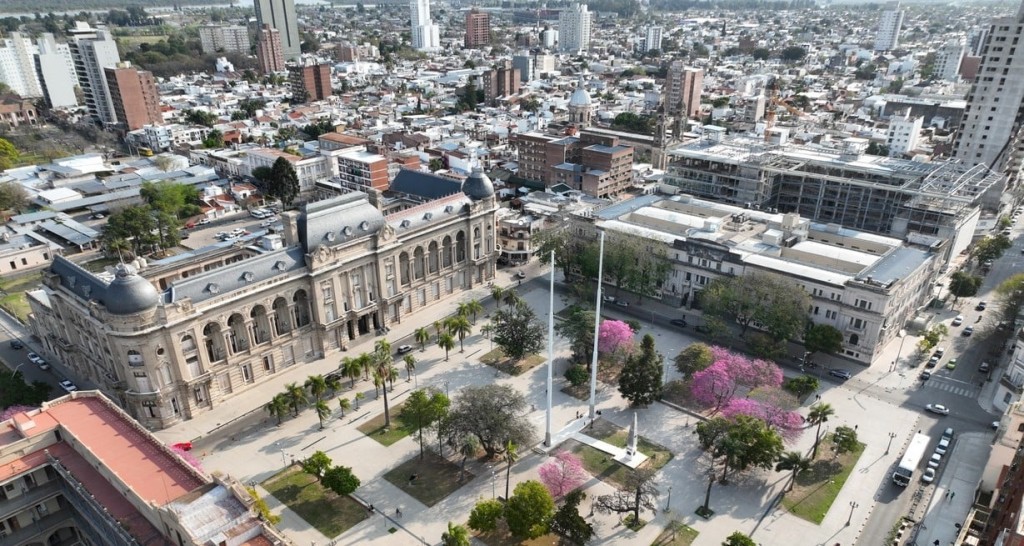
[413,247,425,279]
[227,313,249,353]
[293,290,311,327]
[428,241,439,273]
[455,231,467,262]
[250,305,270,345]
[203,323,225,362]
[272,297,290,335]
[399,252,411,285]
[849,334,859,346]
[442,236,453,268]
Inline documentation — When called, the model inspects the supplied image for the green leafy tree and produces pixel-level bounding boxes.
[593,467,658,524]
[505,480,555,539]
[752,47,771,60]
[674,343,714,378]
[321,465,360,496]
[972,234,1012,264]
[402,388,451,460]
[618,334,664,407]
[996,273,1024,322]
[550,488,594,544]
[723,531,757,546]
[441,521,472,546]
[301,450,332,481]
[554,306,596,364]
[183,108,218,127]
[702,272,810,340]
[782,375,819,399]
[0,137,20,170]
[468,498,504,532]
[102,206,159,257]
[565,365,589,387]
[256,156,300,206]
[302,119,335,138]
[0,181,29,211]
[493,300,545,362]
[445,384,533,458]
[808,402,835,459]
[779,46,807,62]
[775,451,811,491]
[831,425,859,457]
[203,129,224,149]
[611,112,656,135]
[804,324,843,358]
[428,157,445,172]
[697,415,784,482]
[948,271,982,305]
[264,393,289,426]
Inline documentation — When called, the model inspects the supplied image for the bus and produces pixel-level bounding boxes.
[892,432,931,486]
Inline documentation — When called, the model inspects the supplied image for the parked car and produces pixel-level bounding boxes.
[58,380,77,393]
[601,295,616,303]
[919,371,931,380]
[933,347,945,358]
[977,301,988,311]
[9,340,22,349]
[952,315,964,326]
[942,427,954,441]
[962,326,974,337]
[515,271,527,279]
[980,362,991,373]
[198,218,210,225]
[927,453,943,468]
[926,403,950,416]
[926,356,939,368]
[396,345,414,355]
[614,300,629,308]
[829,369,852,380]
[90,212,105,220]
[669,319,687,328]
[922,467,936,483]
[935,438,951,455]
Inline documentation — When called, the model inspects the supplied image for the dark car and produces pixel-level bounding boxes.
[919,371,931,380]
[829,369,852,380]
[962,326,974,337]
[9,340,22,349]
[976,301,988,311]
[669,319,687,327]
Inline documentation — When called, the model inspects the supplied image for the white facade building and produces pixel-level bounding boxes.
[67,24,121,125]
[886,110,923,157]
[640,26,663,53]
[558,3,592,54]
[35,33,78,108]
[0,32,42,98]
[874,2,905,52]
[410,0,441,52]
[198,25,251,54]
[934,38,966,82]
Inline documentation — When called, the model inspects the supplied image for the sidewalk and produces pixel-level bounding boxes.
[913,432,990,546]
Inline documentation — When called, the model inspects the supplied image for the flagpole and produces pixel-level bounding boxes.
[589,231,605,421]
[545,250,555,446]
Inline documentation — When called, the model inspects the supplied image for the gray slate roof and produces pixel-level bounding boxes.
[297,193,386,254]
[166,246,307,305]
[390,169,462,200]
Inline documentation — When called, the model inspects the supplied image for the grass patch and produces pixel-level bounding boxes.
[262,466,368,538]
[356,399,410,446]
[79,257,122,274]
[0,271,42,323]
[568,419,673,489]
[561,383,590,401]
[382,451,472,507]
[480,347,546,376]
[474,519,562,546]
[781,439,866,524]
[651,522,699,546]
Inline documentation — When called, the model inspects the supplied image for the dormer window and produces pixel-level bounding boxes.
[242,272,254,282]
[360,221,370,231]
[207,283,220,294]
[343,226,353,236]
[325,232,336,242]
[401,219,411,228]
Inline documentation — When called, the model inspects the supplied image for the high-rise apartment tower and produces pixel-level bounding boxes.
[254,0,300,61]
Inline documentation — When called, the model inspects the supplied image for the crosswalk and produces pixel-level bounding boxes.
[922,379,980,398]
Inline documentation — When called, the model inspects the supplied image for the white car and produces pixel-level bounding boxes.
[926,403,950,416]
[58,380,77,393]
[922,467,936,483]
[952,315,964,326]
[935,438,950,455]
[927,453,942,469]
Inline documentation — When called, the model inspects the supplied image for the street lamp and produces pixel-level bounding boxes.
[444,379,450,398]
[847,501,859,526]
[664,485,673,512]
[491,469,496,499]
[886,432,897,455]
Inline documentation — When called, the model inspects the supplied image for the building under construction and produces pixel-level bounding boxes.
[663,131,1005,260]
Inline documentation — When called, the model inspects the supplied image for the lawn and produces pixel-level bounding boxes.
[0,271,42,323]
[480,347,546,376]
[262,466,368,538]
[568,419,674,489]
[651,521,699,546]
[382,452,472,507]
[781,439,866,524]
[355,400,410,446]
[474,520,562,546]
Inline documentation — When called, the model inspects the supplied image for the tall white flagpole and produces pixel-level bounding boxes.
[545,250,555,446]
[589,231,605,421]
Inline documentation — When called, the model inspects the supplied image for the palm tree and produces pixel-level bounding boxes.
[342,357,361,388]
[457,302,470,318]
[315,400,331,429]
[808,402,836,459]
[372,371,383,398]
[775,451,811,492]
[375,338,396,427]
[305,374,327,402]
[442,521,471,546]
[502,290,521,308]
[354,392,365,409]
[358,352,373,380]
[442,522,471,546]
[403,354,416,381]
[325,375,342,398]
[388,365,400,391]
[284,383,308,417]
[338,397,351,417]
[490,285,506,309]
[438,333,456,361]
[465,299,484,323]
[433,320,443,341]
[448,315,473,352]
[415,327,430,351]
[504,440,519,500]
[480,323,494,350]
[459,436,479,482]
[265,394,289,425]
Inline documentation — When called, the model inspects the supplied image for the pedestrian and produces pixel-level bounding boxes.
[951,491,956,500]
[396,507,402,518]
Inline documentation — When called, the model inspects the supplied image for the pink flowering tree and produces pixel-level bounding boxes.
[598,320,634,354]
[690,362,737,411]
[538,451,590,499]
[0,405,35,421]
[708,347,782,390]
[720,395,804,443]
